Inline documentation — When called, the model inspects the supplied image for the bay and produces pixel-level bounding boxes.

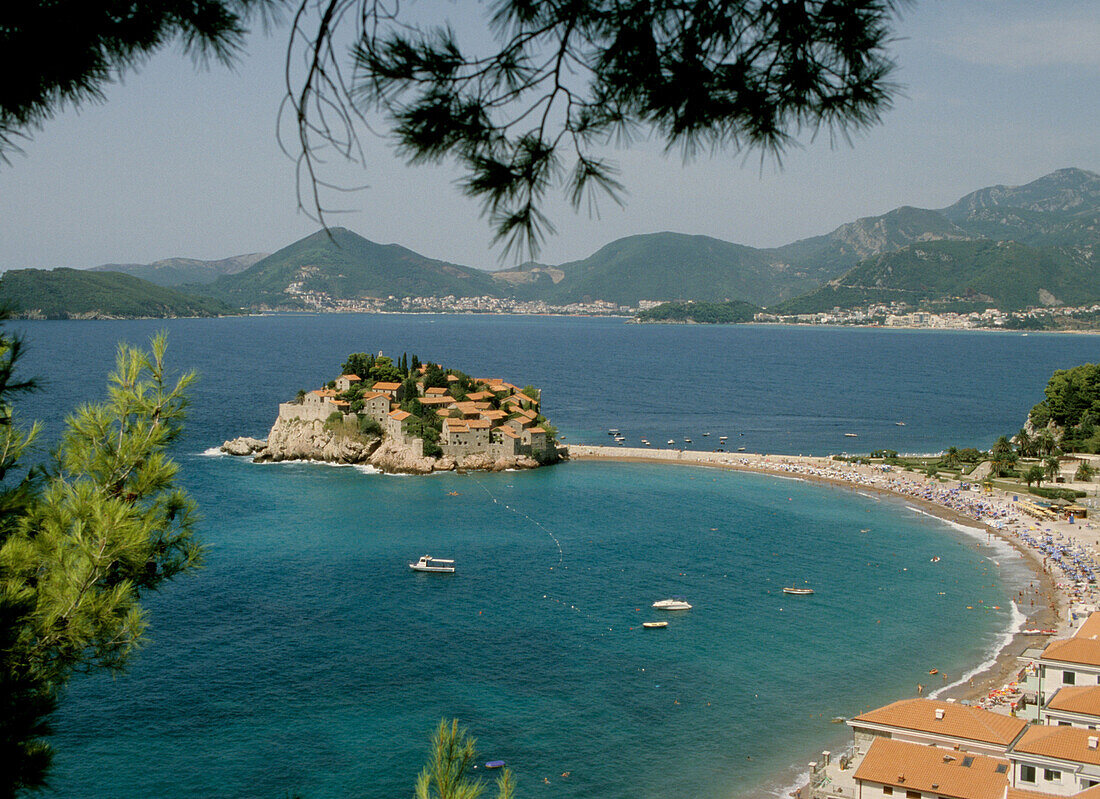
[8,315,1089,799]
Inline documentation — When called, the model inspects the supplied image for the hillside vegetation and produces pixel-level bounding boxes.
[636,300,760,324]
[0,269,240,318]
[203,228,501,308]
[91,253,266,286]
[772,240,1100,314]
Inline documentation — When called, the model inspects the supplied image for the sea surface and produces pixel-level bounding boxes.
[7,315,1093,799]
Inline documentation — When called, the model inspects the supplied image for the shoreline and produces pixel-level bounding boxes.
[566,445,1093,795]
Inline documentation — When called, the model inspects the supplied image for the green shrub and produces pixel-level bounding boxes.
[1029,486,1086,500]
[358,416,382,436]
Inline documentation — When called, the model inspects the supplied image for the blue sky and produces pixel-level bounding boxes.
[0,0,1097,271]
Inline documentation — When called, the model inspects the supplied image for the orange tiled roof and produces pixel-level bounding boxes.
[480,410,507,420]
[340,374,361,381]
[373,381,402,391]
[466,391,494,401]
[1047,685,1100,718]
[514,391,538,404]
[1009,786,1100,799]
[465,419,491,429]
[446,374,459,382]
[332,400,349,408]
[1075,612,1100,641]
[425,387,449,395]
[312,388,337,397]
[1042,637,1100,667]
[388,410,411,421]
[1012,724,1100,766]
[854,738,1008,799]
[444,421,469,433]
[361,392,389,401]
[850,699,1027,746]
[495,427,519,439]
[418,396,455,406]
[526,426,546,434]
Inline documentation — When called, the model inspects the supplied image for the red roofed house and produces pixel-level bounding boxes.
[1008,724,1100,793]
[359,392,390,424]
[372,381,402,399]
[854,737,1009,799]
[1044,686,1100,729]
[335,374,361,392]
[848,698,1028,758]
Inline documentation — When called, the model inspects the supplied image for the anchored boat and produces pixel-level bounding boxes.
[409,555,455,573]
[652,597,692,610]
[782,586,814,595]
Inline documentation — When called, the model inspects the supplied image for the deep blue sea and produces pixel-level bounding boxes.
[8,315,1096,799]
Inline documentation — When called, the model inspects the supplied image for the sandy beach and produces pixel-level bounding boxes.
[566,445,1100,708]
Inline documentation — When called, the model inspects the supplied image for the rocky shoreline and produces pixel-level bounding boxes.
[221,415,548,474]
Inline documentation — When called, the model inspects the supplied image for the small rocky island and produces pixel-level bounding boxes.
[222,351,562,474]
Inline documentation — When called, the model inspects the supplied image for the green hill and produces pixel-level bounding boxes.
[542,232,820,306]
[0,269,240,319]
[91,253,266,286]
[204,228,502,308]
[772,240,1100,314]
[636,300,761,324]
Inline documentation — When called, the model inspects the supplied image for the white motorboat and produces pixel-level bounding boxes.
[409,555,455,573]
[782,586,814,595]
[652,598,692,611]
[642,621,668,629]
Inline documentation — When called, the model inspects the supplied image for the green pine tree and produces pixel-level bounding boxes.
[0,331,202,796]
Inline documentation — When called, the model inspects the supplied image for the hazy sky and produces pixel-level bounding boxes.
[1,1,1097,272]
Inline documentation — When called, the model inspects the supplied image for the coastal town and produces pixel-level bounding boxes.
[222,352,560,472]
[755,302,1100,331]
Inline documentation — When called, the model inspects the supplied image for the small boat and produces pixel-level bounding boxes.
[485,760,506,769]
[685,438,692,443]
[782,587,814,595]
[930,556,940,563]
[844,433,858,438]
[642,621,669,629]
[895,421,906,426]
[608,429,619,435]
[737,446,746,451]
[1020,629,1058,635]
[703,432,710,437]
[667,439,675,445]
[409,555,455,573]
[652,598,692,611]
[720,435,728,440]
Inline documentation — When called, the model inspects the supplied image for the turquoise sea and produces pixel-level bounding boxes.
[9,315,1095,799]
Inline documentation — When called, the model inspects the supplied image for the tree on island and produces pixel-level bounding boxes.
[0,332,202,796]
[4,1,904,256]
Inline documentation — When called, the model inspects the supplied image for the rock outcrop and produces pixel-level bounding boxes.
[221,436,267,456]
[222,415,554,474]
[252,416,380,464]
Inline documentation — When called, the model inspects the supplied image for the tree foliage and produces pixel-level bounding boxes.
[415,719,514,799]
[0,0,277,158]
[0,332,202,796]
[286,0,903,255]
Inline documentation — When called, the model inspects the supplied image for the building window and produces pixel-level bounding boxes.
[1083,780,1099,789]
[882,788,892,796]
[1059,721,1072,726]
[906,791,920,799]
[1045,769,1062,782]
[1065,671,1077,685]
[1021,766,1036,783]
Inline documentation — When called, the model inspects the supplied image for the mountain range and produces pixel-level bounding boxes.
[14,167,1100,316]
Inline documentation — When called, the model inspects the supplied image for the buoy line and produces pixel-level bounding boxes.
[471,475,564,568]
